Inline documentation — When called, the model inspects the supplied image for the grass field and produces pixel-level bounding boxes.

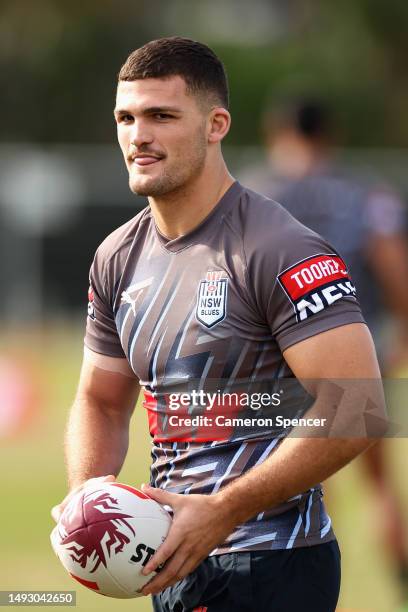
[1,323,407,611]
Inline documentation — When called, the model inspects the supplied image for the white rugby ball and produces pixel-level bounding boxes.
[51,482,171,598]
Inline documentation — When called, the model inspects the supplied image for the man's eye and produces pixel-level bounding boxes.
[154,113,172,120]
[118,114,133,123]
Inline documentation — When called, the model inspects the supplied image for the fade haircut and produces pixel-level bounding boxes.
[118,37,229,110]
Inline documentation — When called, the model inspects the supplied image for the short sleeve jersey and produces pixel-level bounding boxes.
[85,181,365,554]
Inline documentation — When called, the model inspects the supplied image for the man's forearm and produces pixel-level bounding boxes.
[137,434,376,595]
[216,372,386,525]
[216,436,374,525]
[65,398,131,490]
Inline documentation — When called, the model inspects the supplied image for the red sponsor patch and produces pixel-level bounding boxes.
[279,254,348,300]
[278,253,356,322]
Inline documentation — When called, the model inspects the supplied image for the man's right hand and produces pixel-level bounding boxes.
[51,474,116,524]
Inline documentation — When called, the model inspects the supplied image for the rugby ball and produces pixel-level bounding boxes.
[50,482,171,598]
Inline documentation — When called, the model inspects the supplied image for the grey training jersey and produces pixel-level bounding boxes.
[85,181,365,554]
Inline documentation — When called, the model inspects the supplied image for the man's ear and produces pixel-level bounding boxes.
[207,107,231,144]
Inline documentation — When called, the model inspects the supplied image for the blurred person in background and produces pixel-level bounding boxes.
[244,96,408,602]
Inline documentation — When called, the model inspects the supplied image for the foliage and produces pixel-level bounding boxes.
[1,0,407,145]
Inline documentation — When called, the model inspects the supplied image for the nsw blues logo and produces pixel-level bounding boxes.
[196,271,228,328]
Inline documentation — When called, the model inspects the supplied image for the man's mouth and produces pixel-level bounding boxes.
[130,154,164,167]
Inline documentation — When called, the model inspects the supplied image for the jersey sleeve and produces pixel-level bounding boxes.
[84,247,126,358]
[246,203,366,353]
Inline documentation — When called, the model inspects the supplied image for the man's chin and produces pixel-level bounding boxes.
[129,176,175,197]
[129,184,150,197]
[129,178,156,197]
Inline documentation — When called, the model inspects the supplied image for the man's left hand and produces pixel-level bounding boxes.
[139,484,237,596]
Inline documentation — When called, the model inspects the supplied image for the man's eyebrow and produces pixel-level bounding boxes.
[144,106,183,114]
[113,106,183,116]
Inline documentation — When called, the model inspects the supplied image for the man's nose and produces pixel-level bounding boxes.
[130,120,153,148]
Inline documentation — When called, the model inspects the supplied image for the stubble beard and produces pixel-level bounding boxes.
[128,129,208,198]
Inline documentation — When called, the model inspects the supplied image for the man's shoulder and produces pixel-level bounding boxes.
[94,205,151,266]
[235,182,320,252]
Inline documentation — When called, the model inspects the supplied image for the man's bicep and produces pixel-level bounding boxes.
[283,323,381,379]
[283,324,387,438]
[76,347,140,414]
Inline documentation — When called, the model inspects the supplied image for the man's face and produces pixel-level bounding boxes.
[114,76,209,197]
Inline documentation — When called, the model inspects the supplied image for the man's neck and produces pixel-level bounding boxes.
[148,164,235,240]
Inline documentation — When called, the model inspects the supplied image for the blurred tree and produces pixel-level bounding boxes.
[0,0,407,146]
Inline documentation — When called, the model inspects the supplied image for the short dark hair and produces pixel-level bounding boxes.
[264,97,330,140]
[290,100,330,138]
[118,37,229,109]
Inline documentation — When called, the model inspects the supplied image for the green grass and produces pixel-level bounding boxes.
[0,323,407,611]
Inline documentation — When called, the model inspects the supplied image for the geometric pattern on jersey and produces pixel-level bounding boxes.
[85,180,365,553]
